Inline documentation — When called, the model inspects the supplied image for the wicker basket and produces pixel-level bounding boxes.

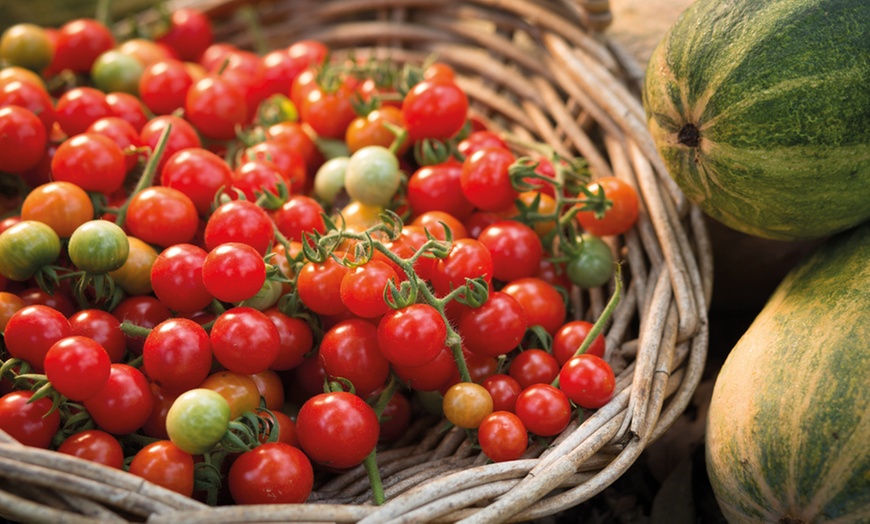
[0,0,713,522]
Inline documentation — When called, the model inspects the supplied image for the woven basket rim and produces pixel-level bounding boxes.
[0,1,713,522]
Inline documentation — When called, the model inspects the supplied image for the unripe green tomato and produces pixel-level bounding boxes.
[68,220,130,274]
[313,156,349,205]
[166,388,231,455]
[91,49,144,95]
[343,145,401,207]
[239,278,283,310]
[0,220,61,281]
[0,23,53,72]
[566,233,614,288]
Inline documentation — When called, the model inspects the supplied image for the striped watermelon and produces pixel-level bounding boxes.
[705,221,870,522]
[642,0,870,241]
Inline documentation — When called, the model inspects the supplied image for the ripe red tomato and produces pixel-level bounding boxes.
[124,187,199,248]
[143,318,213,394]
[0,78,55,132]
[339,260,398,319]
[68,309,126,363]
[296,391,380,469]
[460,146,519,212]
[185,74,248,140]
[296,255,349,316]
[203,200,275,256]
[501,277,567,336]
[481,373,523,413]
[87,116,143,171]
[271,195,326,244]
[230,158,284,201]
[228,442,314,504]
[155,8,214,62]
[478,411,528,462]
[112,295,173,355]
[52,18,115,74]
[51,133,126,195]
[552,320,606,365]
[44,335,112,401]
[319,319,390,397]
[402,78,468,142]
[83,363,154,435]
[210,307,280,375]
[477,220,543,282]
[458,291,527,358]
[138,115,202,174]
[128,440,195,497]
[514,383,572,437]
[161,147,233,216]
[150,243,213,314]
[0,105,46,173]
[559,354,616,409]
[407,160,475,220]
[202,242,267,304]
[56,429,124,469]
[431,238,493,297]
[378,303,447,368]
[300,81,357,140]
[0,390,61,448]
[54,86,112,136]
[138,59,194,115]
[508,348,560,389]
[391,344,456,392]
[3,304,72,372]
[377,390,412,443]
[262,307,313,371]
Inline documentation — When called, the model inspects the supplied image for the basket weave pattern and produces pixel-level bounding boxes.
[0,1,712,522]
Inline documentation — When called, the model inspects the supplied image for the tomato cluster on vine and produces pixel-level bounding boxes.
[0,6,640,507]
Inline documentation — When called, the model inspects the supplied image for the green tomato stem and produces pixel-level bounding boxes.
[363,449,386,505]
[114,123,173,229]
[551,263,623,389]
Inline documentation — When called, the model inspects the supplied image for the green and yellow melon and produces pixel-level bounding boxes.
[705,221,870,523]
[643,0,870,241]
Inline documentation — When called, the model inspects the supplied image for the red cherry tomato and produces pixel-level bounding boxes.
[228,442,314,504]
[210,307,280,375]
[161,147,233,216]
[478,411,528,462]
[508,349,560,389]
[319,319,390,397]
[552,320,606,365]
[83,363,154,435]
[501,277,566,336]
[202,242,267,304]
[143,318,213,394]
[128,440,195,497]
[56,429,124,469]
[514,383,572,437]
[0,390,61,448]
[378,303,448,368]
[559,354,616,409]
[43,335,112,401]
[402,78,468,142]
[150,243,213,314]
[296,391,380,469]
[3,304,72,372]
[477,220,543,282]
[460,146,518,212]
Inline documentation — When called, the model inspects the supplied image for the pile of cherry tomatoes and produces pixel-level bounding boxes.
[0,6,640,506]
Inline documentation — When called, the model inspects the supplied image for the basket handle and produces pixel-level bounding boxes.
[573,0,613,31]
